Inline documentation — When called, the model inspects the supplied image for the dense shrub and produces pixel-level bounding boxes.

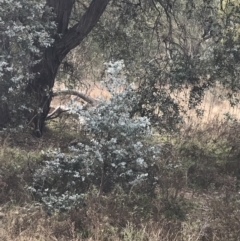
[29,61,161,211]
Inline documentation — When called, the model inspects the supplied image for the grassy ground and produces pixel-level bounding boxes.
[0,111,240,240]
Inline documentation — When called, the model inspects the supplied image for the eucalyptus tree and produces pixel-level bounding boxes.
[0,0,110,136]
[1,0,239,136]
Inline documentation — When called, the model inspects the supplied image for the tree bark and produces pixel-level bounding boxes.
[27,0,110,137]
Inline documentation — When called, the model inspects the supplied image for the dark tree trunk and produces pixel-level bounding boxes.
[27,0,110,137]
[0,102,10,128]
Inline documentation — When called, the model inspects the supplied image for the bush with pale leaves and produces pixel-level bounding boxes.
[29,61,161,211]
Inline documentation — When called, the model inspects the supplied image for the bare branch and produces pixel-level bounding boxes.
[56,0,111,56]
[52,89,97,105]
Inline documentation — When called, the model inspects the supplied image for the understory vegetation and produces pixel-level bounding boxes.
[1,112,240,240]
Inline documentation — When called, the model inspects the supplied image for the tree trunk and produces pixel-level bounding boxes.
[27,0,110,137]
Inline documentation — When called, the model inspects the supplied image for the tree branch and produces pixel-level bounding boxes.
[46,0,75,34]
[52,89,97,105]
[55,0,111,57]
[46,106,70,120]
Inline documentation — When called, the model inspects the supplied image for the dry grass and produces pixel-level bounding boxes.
[0,190,210,241]
[166,83,240,127]
[0,204,77,241]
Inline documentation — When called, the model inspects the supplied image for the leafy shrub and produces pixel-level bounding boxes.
[0,0,56,127]
[29,61,162,211]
